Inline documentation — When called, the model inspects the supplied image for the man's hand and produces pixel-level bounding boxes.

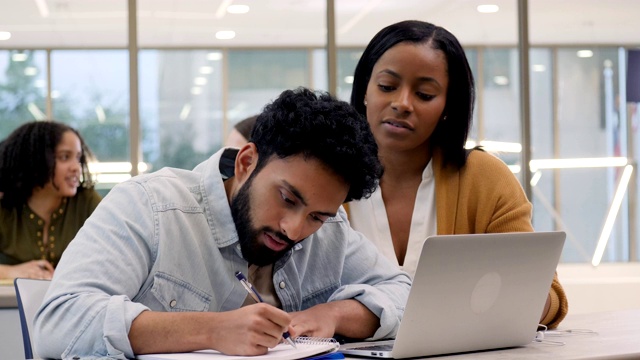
[289,300,379,340]
[288,303,338,338]
[0,260,54,280]
[130,303,292,356]
[213,303,293,355]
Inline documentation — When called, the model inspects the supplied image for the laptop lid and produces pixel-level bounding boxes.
[341,231,566,359]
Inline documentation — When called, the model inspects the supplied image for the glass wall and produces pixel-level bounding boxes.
[139,50,223,172]
[0,50,47,137]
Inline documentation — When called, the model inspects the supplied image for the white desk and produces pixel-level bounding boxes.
[346,309,640,359]
[0,284,26,360]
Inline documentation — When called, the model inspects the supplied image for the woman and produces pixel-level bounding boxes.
[348,20,567,328]
[0,121,102,279]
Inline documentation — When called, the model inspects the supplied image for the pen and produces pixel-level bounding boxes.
[235,271,297,349]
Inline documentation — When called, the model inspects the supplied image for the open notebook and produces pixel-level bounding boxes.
[136,337,340,360]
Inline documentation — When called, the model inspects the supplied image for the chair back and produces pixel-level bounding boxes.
[14,278,51,359]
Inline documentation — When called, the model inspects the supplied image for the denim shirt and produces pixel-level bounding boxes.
[34,148,411,359]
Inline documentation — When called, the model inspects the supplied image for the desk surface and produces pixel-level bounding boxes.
[0,284,17,308]
[346,308,640,360]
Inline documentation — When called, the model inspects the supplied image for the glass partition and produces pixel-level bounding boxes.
[0,50,47,137]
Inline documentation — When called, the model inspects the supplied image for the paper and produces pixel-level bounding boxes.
[137,339,339,360]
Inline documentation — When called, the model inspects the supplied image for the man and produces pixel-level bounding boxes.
[34,87,411,359]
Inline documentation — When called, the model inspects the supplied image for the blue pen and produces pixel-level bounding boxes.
[235,271,297,349]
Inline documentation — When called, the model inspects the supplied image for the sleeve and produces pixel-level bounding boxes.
[542,275,569,328]
[326,210,412,340]
[33,180,156,359]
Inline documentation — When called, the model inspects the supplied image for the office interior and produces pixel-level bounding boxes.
[1,0,639,317]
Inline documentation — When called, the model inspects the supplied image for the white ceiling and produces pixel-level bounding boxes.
[0,0,639,48]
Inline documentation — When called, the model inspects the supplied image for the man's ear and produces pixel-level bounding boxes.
[234,143,258,183]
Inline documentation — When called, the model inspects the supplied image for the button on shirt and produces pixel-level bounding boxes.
[34,148,411,359]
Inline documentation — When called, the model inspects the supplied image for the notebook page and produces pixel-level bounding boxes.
[137,339,339,360]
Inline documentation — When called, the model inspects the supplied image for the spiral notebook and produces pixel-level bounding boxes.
[136,337,340,360]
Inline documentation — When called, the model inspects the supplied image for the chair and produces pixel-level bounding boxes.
[14,278,51,360]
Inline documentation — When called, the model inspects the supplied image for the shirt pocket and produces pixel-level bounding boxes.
[151,272,212,312]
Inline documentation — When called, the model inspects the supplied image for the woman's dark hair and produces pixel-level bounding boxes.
[251,87,383,202]
[0,121,95,209]
[351,20,475,169]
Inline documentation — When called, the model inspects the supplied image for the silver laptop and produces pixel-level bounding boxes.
[341,231,566,358]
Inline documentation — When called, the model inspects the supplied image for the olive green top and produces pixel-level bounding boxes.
[0,189,102,267]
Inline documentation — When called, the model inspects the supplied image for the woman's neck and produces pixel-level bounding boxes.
[378,147,432,183]
[27,188,63,221]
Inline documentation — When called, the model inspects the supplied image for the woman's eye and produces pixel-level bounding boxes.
[378,84,395,92]
[417,93,435,101]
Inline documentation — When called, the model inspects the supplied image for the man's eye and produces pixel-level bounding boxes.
[311,214,327,224]
[281,192,295,205]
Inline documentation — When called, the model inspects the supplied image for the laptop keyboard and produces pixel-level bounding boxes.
[350,344,394,351]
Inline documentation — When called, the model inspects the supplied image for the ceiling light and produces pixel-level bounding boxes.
[215,0,234,19]
[24,67,38,76]
[227,5,250,14]
[529,157,628,171]
[215,31,236,40]
[34,0,50,18]
[199,66,213,74]
[344,76,354,84]
[51,90,60,99]
[95,105,106,123]
[194,77,207,86]
[0,31,11,41]
[179,104,191,121]
[191,87,203,95]
[532,64,546,72]
[27,102,45,120]
[577,50,594,58]
[12,53,28,62]
[493,75,509,85]
[35,79,46,88]
[207,52,223,61]
[477,4,499,13]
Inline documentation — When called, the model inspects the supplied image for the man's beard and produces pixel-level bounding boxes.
[230,173,296,266]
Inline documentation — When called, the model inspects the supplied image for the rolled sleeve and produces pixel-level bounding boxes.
[328,281,408,339]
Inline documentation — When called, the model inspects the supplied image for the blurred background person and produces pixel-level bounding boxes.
[224,115,258,148]
[0,121,102,279]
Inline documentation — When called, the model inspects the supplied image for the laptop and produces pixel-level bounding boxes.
[340,231,566,358]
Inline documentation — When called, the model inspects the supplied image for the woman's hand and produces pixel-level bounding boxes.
[1,260,54,280]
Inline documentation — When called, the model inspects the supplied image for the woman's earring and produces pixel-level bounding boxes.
[364,100,368,106]
[442,115,447,121]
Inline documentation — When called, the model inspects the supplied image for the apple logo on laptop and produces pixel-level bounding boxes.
[470,271,502,314]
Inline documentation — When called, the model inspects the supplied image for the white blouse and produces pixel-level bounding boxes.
[349,161,437,278]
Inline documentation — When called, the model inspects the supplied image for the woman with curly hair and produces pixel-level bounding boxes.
[0,121,101,279]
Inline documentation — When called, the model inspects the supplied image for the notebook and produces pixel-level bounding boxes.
[340,231,566,359]
[137,337,340,360]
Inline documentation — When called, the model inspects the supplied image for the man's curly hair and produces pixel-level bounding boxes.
[0,121,95,210]
[251,87,383,202]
